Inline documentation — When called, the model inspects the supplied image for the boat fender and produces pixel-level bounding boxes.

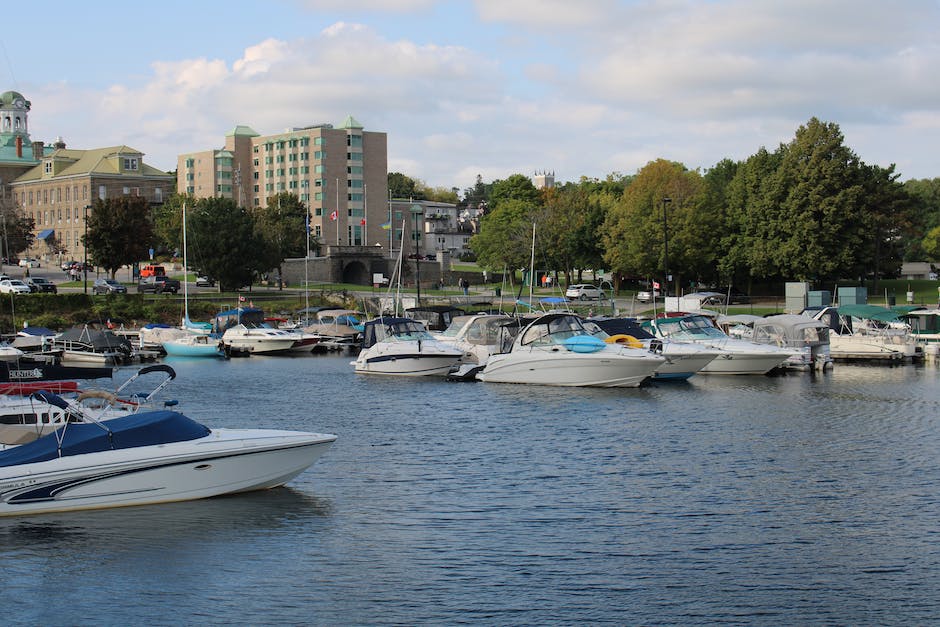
[605,334,645,349]
[77,389,118,404]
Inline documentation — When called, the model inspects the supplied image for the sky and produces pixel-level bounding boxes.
[2,0,939,192]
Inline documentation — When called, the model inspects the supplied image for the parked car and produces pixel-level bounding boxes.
[565,284,606,301]
[138,275,181,294]
[0,279,32,294]
[25,277,57,293]
[18,257,40,268]
[636,289,660,303]
[93,278,127,295]
[195,275,216,287]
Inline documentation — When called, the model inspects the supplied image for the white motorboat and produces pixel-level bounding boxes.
[0,364,178,446]
[477,313,666,387]
[435,313,520,380]
[587,317,720,381]
[750,314,832,370]
[302,308,364,349]
[353,317,464,376]
[221,324,301,355]
[806,305,919,361]
[0,389,336,517]
[642,314,795,375]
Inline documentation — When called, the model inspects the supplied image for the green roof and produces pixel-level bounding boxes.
[11,145,173,183]
[226,125,259,137]
[340,115,363,129]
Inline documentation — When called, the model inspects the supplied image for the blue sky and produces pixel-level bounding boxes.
[3,0,939,191]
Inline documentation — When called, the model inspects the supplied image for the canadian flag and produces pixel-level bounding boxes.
[360,218,366,226]
[652,281,661,290]
[238,295,246,302]
[330,210,338,221]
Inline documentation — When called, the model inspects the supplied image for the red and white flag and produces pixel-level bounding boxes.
[652,281,661,290]
[360,218,366,226]
[330,210,338,221]
[238,295,246,302]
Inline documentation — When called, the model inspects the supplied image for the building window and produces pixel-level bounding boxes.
[123,157,139,171]
[347,152,362,161]
[44,161,53,174]
[98,185,106,200]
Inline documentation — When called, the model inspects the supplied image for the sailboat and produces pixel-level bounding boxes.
[162,203,226,358]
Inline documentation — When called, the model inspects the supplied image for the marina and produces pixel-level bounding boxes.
[1,354,939,623]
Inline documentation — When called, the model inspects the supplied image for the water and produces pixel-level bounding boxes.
[2,356,940,625]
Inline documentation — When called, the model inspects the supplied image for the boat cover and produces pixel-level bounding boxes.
[0,411,211,468]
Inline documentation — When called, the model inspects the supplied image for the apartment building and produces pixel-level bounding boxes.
[1,90,173,262]
[178,115,388,250]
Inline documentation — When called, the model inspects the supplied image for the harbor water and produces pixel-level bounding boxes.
[2,355,940,625]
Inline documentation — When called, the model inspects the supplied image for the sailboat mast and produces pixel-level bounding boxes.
[182,202,189,326]
[529,222,536,304]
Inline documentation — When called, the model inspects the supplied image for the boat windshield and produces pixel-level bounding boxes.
[384,320,435,341]
[519,315,588,346]
[656,316,727,340]
[439,315,477,339]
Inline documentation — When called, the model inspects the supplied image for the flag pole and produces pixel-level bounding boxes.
[364,183,368,246]
[335,177,340,245]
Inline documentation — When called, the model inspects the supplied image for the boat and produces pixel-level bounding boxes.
[587,317,720,380]
[805,305,919,361]
[0,364,176,446]
[353,317,464,376]
[749,314,832,371]
[404,305,467,332]
[641,314,795,375]
[436,313,520,380]
[163,333,227,358]
[214,307,303,355]
[52,325,134,365]
[477,313,666,387]
[0,342,25,362]
[302,308,364,349]
[0,389,336,517]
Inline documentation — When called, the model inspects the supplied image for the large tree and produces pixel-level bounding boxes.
[0,207,35,261]
[469,198,535,285]
[254,192,309,287]
[84,196,154,278]
[186,197,267,291]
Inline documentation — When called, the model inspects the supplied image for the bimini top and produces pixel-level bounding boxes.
[0,410,211,468]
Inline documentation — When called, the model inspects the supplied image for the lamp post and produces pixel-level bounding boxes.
[410,203,424,305]
[83,204,91,294]
[662,196,672,299]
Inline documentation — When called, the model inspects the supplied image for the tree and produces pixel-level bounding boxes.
[469,199,535,284]
[254,192,308,288]
[601,159,704,295]
[388,172,423,200]
[490,174,541,209]
[186,197,267,291]
[150,194,189,257]
[0,207,36,260]
[84,196,154,278]
[923,226,940,261]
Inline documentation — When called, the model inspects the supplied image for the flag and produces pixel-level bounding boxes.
[380,221,391,230]
[652,281,661,290]
[305,213,311,234]
[360,218,366,226]
[330,210,338,221]
[239,295,246,302]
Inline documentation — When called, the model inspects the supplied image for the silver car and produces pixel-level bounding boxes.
[565,284,606,301]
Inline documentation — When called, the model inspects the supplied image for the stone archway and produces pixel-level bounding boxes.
[341,260,371,285]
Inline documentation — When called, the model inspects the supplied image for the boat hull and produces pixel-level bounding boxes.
[0,429,336,517]
[699,351,791,375]
[354,352,463,376]
[162,338,225,358]
[478,350,663,387]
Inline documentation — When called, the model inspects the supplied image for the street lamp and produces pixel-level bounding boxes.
[662,196,672,299]
[83,204,91,294]
[410,203,424,305]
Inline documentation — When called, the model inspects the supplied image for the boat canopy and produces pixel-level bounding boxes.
[360,317,432,348]
[0,410,210,468]
[836,304,902,323]
[213,307,265,332]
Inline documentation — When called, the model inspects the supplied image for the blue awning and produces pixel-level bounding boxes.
[37,229,54,240]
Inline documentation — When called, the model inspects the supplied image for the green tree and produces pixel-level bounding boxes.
[150,194,189,257]
[254,192,308,288]
[601,159,704,296]
[388,172,423,200]
[0,207,36,260]
[84,196,154,278]
[187,197,267,291]
[469,198,535,284]
[923,225,940,260]
[490,174,541,209]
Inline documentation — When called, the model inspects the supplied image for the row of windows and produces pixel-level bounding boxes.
[16,185,163,212]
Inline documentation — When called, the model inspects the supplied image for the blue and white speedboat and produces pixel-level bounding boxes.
[0,390,336,517]
[353,317,464,376]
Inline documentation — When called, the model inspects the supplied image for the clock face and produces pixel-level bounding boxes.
[13,99,24,108]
